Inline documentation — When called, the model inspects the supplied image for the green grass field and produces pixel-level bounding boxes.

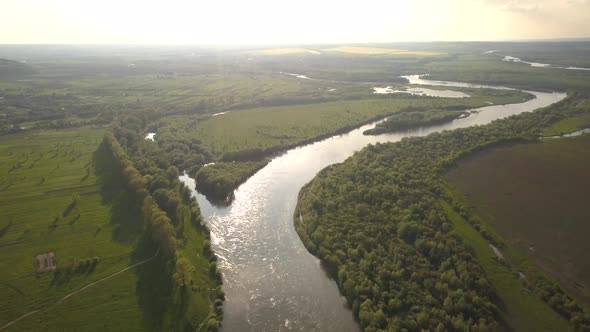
[0,128,213,331]
[157,89,530,156]
[445,135,590,306]
[0,128,143,330]
[543,114,590,136]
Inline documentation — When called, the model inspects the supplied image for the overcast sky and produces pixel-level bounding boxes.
[1,0,589,44]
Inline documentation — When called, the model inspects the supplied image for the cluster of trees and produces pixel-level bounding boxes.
[364,107,468,135]
[297,93,590,331]
[112,114,214,177]
[195,161,267,201]
[104,113,225,329]
[53,257,100,283]
[535,275,589,325]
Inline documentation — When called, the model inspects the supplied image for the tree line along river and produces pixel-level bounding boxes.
[180,76,566,332]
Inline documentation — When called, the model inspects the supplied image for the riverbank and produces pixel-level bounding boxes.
[157,88,533,162]
[184,75,565,330]
[295,94,589,330]
[195,87,534,203]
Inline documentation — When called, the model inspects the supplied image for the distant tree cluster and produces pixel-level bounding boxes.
[53,257,100,283]
[364,107,468,135]
[297,93,590,331]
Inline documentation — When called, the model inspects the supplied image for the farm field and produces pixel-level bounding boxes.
[441,202,569,331]
[446,134,590,305]
[323,46,444,56]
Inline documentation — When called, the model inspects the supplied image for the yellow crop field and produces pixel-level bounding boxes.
[323,46,443,56]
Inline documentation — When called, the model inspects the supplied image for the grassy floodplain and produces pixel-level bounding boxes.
[446,134,590,305]
[543,114,590,136]
[157,88,531,158]
[0,72,328,132]
[0,128,147,330]
[0,128,215,331]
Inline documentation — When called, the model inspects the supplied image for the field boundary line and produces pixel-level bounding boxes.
[0,249,159,331]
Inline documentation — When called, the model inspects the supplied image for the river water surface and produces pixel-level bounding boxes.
[180,76,566,331]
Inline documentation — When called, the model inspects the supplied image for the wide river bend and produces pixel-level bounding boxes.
[180,76,566,331]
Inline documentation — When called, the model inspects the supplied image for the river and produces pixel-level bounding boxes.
[180,76,566,331]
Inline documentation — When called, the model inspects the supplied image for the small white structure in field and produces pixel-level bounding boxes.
[36,252,57,272]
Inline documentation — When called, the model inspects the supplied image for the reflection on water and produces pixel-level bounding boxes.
[281,72,312,80]
[372,86,469,98]
[403,74,514,90]
[180,76,566,332]
[503,55,551,68]
[502,55,590,71]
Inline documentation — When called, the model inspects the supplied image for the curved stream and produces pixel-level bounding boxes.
[180,76,566,331]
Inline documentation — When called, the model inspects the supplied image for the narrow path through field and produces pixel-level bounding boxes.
[0,249,159,331]
[0,241,22,248]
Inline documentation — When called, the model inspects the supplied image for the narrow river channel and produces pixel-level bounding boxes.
[180,76,566,331]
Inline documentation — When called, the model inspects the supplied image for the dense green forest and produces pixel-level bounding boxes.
[296,93,590,331]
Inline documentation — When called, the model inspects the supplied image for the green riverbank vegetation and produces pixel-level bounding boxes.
[295,93,590,331]
[108,114,225,331]
[195,161,268,201]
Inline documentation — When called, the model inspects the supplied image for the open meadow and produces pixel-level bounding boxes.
[0,128,215,331]
[0,128,145,330]
[156,88,530,157]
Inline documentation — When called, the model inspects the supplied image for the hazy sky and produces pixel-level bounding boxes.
[1,0,589,44]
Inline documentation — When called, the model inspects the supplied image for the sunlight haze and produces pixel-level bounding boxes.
[1,0,589,44]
